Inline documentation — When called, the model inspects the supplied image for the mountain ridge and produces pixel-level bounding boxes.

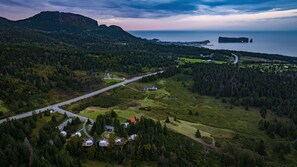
[0,11,102,32]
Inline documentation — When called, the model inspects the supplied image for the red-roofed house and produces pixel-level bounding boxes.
[130,117,136,123]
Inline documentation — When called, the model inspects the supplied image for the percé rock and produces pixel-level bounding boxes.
[219,37,249,43]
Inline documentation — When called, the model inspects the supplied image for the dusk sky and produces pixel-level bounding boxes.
[1,0,297,30]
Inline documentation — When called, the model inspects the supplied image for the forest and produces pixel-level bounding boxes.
[190,63,297,139]
[0,111,80,167]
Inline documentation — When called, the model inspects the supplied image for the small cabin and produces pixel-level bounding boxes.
[144,86,158,91]
[122,122,129,128]
[115,138,122,144]
[150,86,158,91]
[98,140,109,147]
[60,131,67,137]
[129,134,137,141]
[82,139,93,147]
[73,132,82,138]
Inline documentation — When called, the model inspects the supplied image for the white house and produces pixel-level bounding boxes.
[60,131,67,137]
[129,134,137,141]
[150,86,158,91]
[122,122,129,128]
[83,139,93,147]
[98,140,109,147]
[115,138,122,144]
[73,132,82,138]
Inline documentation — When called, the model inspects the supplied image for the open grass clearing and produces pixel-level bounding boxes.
[179,57,225,65]
[0,100,9,114]
[79,106,142,122]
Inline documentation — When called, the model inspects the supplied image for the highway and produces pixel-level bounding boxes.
[0,71,162,124]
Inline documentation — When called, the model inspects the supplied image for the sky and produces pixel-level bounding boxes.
[0,0,297,30]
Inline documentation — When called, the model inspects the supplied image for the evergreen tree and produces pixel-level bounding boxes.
[163,124,168,135]
[195,129,201,138]
[257,140,266,156]
[165,117,170,123]
[51,115,57,123]
[111,110,118,118]
[64,112,68,119]
[32,111,38,121]
[188,110,193,115]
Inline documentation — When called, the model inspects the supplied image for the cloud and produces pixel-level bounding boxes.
[1,0,297,19]
[0,0,297,30]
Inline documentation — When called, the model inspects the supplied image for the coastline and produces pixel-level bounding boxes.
[129,30,297,57]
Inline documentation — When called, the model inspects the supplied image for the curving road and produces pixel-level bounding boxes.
[231,53,239,64]
[0,71,162,124]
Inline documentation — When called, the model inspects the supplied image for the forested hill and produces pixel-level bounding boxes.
[2,11,99,32]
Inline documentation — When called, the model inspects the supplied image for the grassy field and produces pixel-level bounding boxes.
[66,73,264,141]
[64,72,297,166]
[79,107,142,122]
[179,57,225,65]
[0,100,9,114]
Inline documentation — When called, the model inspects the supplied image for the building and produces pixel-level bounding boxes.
[122,122,129,128]
[129,117,136,123]
[129,134,137,141]
[105,125,115,132]
[60,131,67,137]
[72,132,82,138]
[98,139,109,147]
[82,139,93,147]
[115,138,122,144]
[144,86,158,91]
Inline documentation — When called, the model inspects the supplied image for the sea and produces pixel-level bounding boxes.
[129,31,297,57]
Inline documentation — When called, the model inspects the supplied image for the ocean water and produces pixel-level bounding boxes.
[129,31,297,57]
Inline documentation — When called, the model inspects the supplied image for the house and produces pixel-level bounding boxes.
[98,139,109,147]
[144,86,158,91]
[115,138,122,144]
[82,139,93,147]
[72,132,82,138]
[150,86,158,91]
[129,117,136,123]
[60,131,67,137]
[129,134,137,141]
[105,125,115,132]
[122,122,129,128]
